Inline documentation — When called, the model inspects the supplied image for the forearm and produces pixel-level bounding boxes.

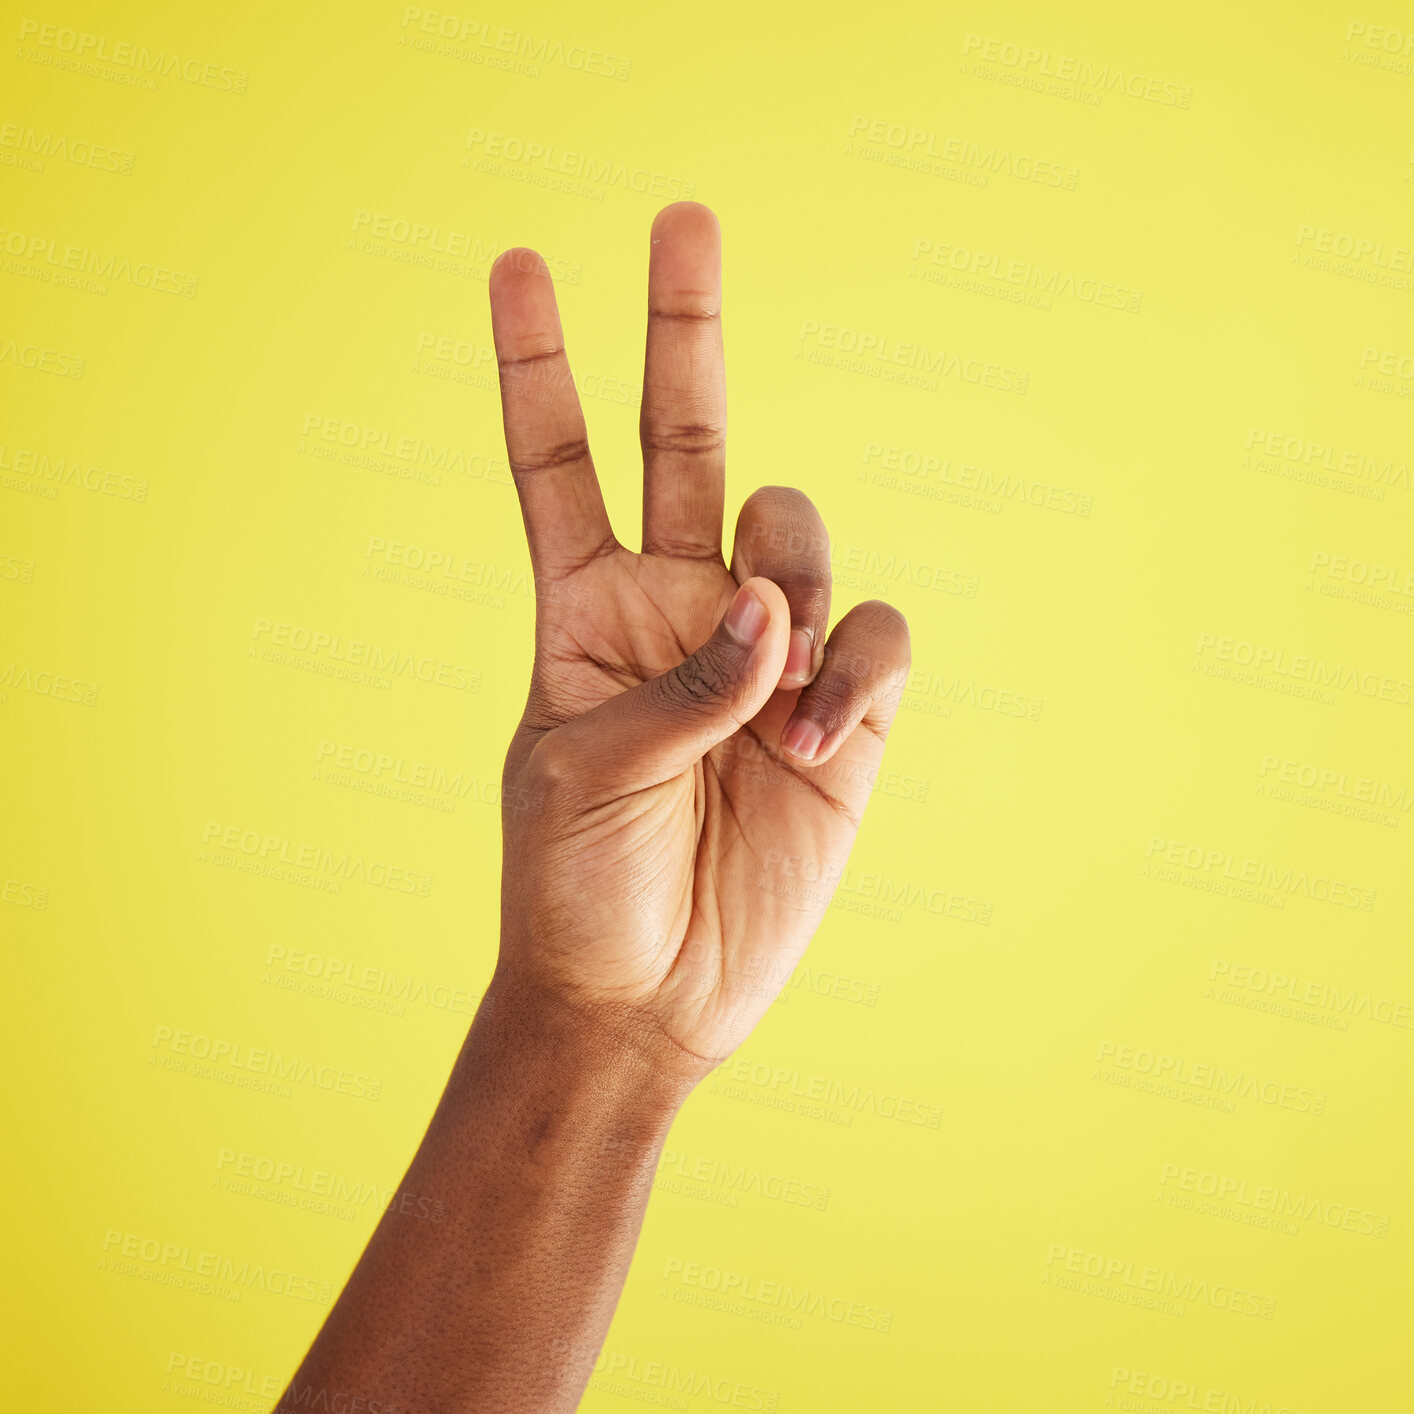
[277,965,699,1414]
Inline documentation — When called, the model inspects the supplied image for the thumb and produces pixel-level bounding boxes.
[556,577,790,793]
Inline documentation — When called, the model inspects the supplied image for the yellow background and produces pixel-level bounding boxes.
[4,2,1412,1409]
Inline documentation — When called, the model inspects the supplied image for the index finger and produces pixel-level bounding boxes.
[489,248,618,583]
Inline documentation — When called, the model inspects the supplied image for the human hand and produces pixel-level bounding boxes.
[488,202,911,1077]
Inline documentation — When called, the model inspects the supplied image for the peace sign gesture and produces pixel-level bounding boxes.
[490,202,911,1073]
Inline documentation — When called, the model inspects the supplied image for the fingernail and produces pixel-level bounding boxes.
[724,586,769,645]
[782,717,824,762]
[782,629,814,683]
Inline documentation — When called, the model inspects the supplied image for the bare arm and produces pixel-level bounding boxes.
[277,975,699,1413]
[276,201,910,1414]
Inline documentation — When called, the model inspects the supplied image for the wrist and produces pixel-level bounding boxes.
[469,963,706,1125]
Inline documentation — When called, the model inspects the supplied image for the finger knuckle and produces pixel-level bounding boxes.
[783,566,833,599]
[640,419,726,457]
[742,483,825,525]
[736,487,830,563]
[508,437,591,477]
[820,640,875,686]
[745,483,806,510]
[801,673,860,729]
[664,644,737,710]
[858,599,911,653]
[525,736,585,793]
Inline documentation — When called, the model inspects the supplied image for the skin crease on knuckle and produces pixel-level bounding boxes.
[278,201,911,1414]
[804,674,864,736]
[665,645,736,709]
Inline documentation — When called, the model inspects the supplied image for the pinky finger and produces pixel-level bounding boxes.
[779,600,911,766]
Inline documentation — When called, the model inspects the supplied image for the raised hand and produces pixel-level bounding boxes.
[490,201,911,1073]
[276,201,914,1414]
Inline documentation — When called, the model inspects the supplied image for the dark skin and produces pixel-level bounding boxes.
[276,202,911,1414]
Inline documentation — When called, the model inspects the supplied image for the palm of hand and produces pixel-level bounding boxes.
[491,206,909,1066]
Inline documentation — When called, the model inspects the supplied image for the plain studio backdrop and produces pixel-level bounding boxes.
[3,1,1410,1409]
